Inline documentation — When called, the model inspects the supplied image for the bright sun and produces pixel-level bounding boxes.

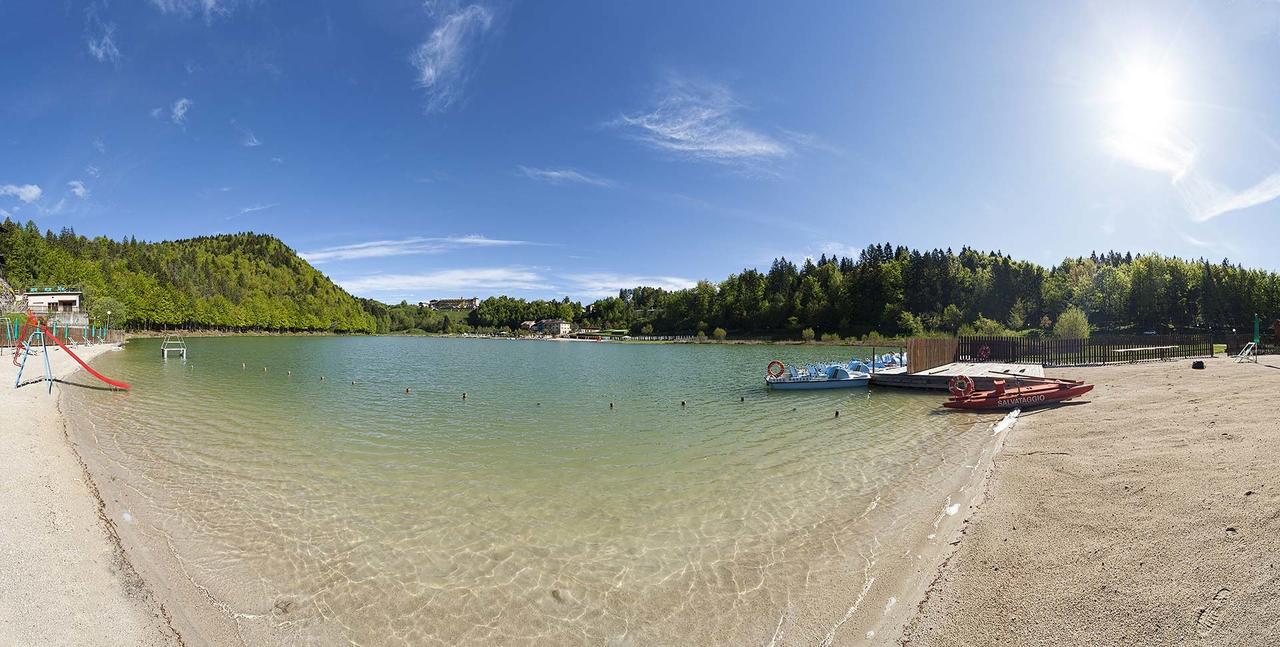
[1102,58,1192,178]
[1108,60,1179,141]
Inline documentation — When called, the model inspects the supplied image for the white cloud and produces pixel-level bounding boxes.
[339,268,551,295]
[562,273,696,299]
[0,208,10,218]
[517,166,614,187]
[85,165,101,178]
[270,156,284,165]
[150,107,164,119]
[1104,132,1195,180]
[92,137,106,153]
[1180,171,1280,222]
[171,98,192,125]
[148,0,235,20]
[0,184,43,203]
[301,234,534,263]
[410,4,494,113]
[68,180,89,199]
[232,120,261,146]
[236,203,278,216]
[86,21,121,65]
[612,78,790,167]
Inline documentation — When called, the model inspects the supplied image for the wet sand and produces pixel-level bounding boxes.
[0,344,179,646]
[903,356,1280,644]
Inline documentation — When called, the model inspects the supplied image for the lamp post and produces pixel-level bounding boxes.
[107,310,112,340]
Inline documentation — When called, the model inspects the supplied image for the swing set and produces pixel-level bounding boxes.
[9,311,130,391]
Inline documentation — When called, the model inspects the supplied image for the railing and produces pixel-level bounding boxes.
[957,334,1214,367]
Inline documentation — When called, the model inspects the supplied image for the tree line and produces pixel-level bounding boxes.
[454,244,1280,339]
[4,220,1275,340]
[0,220,376,332]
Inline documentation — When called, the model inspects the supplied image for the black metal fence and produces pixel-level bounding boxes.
[956,334,1215,367]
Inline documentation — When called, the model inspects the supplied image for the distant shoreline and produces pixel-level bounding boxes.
[120,329,910,347]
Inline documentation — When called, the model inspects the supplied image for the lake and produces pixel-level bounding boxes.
[65,336,999,645]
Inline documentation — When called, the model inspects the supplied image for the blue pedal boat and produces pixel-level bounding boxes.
[765,359,872,390]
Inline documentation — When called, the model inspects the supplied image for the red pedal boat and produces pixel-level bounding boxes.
[943,375,1093,410]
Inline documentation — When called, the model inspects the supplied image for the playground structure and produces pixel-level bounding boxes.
[161,334,188,359]
[8,311,130,391]
[1235,313,1265,363]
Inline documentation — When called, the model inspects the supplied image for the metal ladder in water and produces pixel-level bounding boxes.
[160,333,188,360]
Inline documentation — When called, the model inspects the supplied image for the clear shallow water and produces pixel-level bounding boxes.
[66,337,990,645]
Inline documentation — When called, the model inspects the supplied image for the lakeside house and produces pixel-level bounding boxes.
[538,319,571,337]
[23,287,89,326]
[420,297,479,311]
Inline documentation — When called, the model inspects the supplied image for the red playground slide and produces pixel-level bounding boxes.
[13,313,131,390]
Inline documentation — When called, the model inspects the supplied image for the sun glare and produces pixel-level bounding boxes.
[1108,60,1178,141]
[1102,57,1193,179]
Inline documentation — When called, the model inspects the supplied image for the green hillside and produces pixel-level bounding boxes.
[0,220,375,332]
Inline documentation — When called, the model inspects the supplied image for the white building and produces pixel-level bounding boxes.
[539,319,571,336]
[24,287,88,326]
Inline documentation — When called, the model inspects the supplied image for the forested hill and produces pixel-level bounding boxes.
[0,220,375,332]
[449,245,1279,339]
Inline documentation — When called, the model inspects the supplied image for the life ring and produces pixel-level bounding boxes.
[767,360,786,378]
[949,375,975,398]
[976,345,992,361]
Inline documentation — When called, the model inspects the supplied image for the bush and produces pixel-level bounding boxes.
[712,327,727,340]
[942,304,964,332]
[640,323,654,336]
[1053,306,1090,339]
[958,313,1014,336]
[820,332,842,343]
[801,327,816,342]
[696,330,707,341]
[897,311,925,336]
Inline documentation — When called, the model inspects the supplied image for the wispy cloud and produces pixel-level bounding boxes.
[85,165,101,178]
[517,166,614,187]
[85,14,121,65]
[148,0,236,20]
[562,273,696,299]
[612,78,789,167]
[1,184,43,203]
[234,203,278,218]
[170,98,193,125]
[0,208,10,218]
[92,137,106,153]
[232,121,261,147]
[410,4,495,113]
[270,156,284,165]
[1181,171,1280,222]
[301,235,535,263]
[68,180,89,199]
[339,267,551,294]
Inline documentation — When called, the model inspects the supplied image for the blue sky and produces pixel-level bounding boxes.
[4,1,1280,303]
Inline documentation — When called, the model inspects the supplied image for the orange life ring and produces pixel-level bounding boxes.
[949,374,975,398]
[767,360,786,378]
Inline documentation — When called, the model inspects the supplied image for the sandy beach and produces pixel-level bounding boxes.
[0,344,179,646]
[903,356,1280,644]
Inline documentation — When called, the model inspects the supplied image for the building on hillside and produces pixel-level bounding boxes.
[519,321,537,331]
[538,319,571,336]
[25,287,89,326]
[420,297,479,311]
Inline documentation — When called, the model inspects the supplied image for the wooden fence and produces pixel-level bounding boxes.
[907,337,958,373]
[956,334,1214,367]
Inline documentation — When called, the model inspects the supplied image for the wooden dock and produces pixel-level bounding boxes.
[870,362,1044,390]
